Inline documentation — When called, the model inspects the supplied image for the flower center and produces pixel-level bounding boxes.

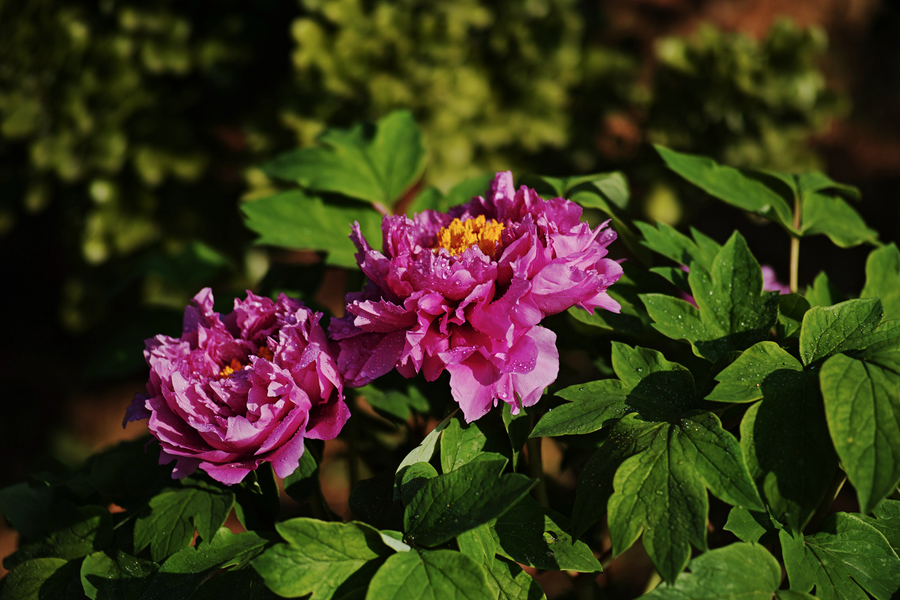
[218,346,274,378]
[434,215,505,257]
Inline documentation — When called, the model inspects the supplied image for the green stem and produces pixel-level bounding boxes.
[347,399,361,491]
[790,187,802,293]
[526,435,549,508]
[806,469,847,533]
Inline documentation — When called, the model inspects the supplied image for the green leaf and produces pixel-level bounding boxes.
[133,479,235,562]
[861,243,900,321]
[655,145,794,230]
[241,189,384,268]
[0,558,84,600]
[492,496,602,573]
[396,462,438,506]
[456,523,497,566]
[5,504,113,570]
[483,556,545,600]
[364,549,492,600]
[571,426,652,537]
[360,385,429,423]
[140,529,268,600]
[262,110,425,207]
[282,449,320,505]
[404,458,535,548]
[607,412,762,582]
[642,232,779,362]
[778,293,810,339]
[634,221,720,270]
[780,513,900,600]
[533,342,694,438]
[0,482,51,540]
[252,519,391,600]
[567,263,651,336]
[820,347,900,513]
[440,414,509,473]
[723,507,776,544]
[190,569,282,600]
[409,174,495,216]
[800,192,878,248]
[861,499,900,554]
[501,403,531,471]
[798,298,884,365]
[710,342,837,531]
[805,271,845,308]
[396,413,454,475]
[794,171,861,202]
[80,551,158,600]
[643,543,782,600]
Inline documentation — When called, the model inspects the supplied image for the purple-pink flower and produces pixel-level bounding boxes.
[124,288,348,485]
[330,171,623,422]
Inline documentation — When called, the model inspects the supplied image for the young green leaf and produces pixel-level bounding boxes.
[261,110,425,207]
[861,243,900,321]
[396,413,454,475]
[642,232,779,362]
[655,145,794,231]
[456,523,497,566]
[282,448,320,505]
[820,345,900,513]
[643,543,782,599]
[723,507,776,544]
[798,298,884,365]
[133,479,235,563]
[365,549,492,600]
[709,342,838,532]
[607,412,763,582]
[241,189,383,268]
[403,458,534,547]
[492,496,602,573]
[252,519,391,600]
[780,513,900,600]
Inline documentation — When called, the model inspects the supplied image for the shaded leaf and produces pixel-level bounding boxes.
[483,556,545,600]
[440,413,509,473]
[404,458,534,548]
[493,496,601,573]
[5,504,112,570]
[282,449,320,505]
[710,342,837,531]
[0,558,84,600]
[805,271,844,308]
[780,513,900,600]
[777,293,810,339]
[80,550,158,600]
[396,462,438,506]
[134,479,234,562]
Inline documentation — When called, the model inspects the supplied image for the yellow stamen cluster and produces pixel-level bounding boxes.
[434,215,505,257]
[218,358,243,379]
[218,346,273,378]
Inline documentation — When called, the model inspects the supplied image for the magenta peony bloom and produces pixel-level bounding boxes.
[331,171,623,422]
[124,288,348,485]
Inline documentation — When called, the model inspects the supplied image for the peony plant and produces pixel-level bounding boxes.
[1,112,899,600]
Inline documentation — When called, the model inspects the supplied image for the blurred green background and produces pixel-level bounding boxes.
[1,0,899,502]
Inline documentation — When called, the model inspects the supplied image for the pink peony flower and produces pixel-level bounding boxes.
[331,171,623,422]
[124,288,348,485]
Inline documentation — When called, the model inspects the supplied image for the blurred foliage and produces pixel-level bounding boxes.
[647,21,839,171]
[0,0,837,349]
